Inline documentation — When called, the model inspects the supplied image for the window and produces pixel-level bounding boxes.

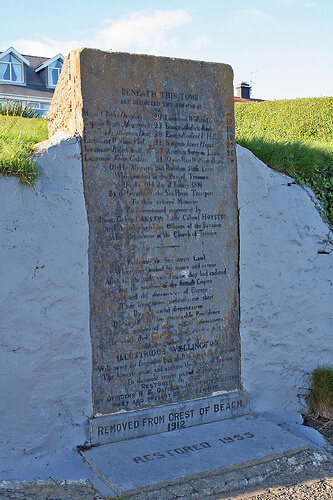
[28,102,50,117]
[0,54,23,83]
[48,59,62,87]
[35,53,64,88]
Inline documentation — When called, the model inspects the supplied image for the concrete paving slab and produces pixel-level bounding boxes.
[80,414,309,497]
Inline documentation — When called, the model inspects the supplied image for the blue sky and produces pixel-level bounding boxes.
[2,0,332,100]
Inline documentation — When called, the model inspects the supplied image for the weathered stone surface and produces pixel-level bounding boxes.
[49,48,240,415]
[89,391,249,444]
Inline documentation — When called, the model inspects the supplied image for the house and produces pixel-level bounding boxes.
[0,47,64,117]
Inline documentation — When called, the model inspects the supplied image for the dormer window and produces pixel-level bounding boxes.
[35,54,64,89]
[0,53,23,83]
[48,59,62,88]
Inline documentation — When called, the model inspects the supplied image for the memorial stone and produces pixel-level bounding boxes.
[49,48,243,441]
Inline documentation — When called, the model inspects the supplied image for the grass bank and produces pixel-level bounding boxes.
[235,97,333,230]
[1,98,333,232]
[309,367,333,419]
[0,115,48,184]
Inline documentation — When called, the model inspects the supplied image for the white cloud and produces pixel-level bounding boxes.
[95,9,192,51]
[9,9,192,58]
[192,35,211,50]
[12,37,83,58]
[233,9,272,21]
[275,0,316,5]
[275,0,297,5]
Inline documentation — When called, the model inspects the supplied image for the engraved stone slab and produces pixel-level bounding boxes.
[81,414,309,497]
[90,391,249,445]
[49,49,239,416]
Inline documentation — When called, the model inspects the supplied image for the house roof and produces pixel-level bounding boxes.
[234,96,264,103]
[0,47,30,66]
[35,53,64,73]
[0,51,62,101]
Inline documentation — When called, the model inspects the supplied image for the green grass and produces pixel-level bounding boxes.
[1,96,333,230]
[0,101,40,118]
[0,115,48,184]
[235,97,333,230]
[309,367,333,418]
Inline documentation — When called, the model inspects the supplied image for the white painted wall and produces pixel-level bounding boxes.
[0,138,332,480]
[237,145,333,413]
[0,135,92,480]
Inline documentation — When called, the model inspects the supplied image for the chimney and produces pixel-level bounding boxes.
[236,82,251,100]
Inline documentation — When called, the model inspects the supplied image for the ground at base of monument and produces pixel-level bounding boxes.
[2,448,332,500]
[80,414,309,497]
[1,416,331,500]
[303,414,333,446]
[127,448,333,500]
